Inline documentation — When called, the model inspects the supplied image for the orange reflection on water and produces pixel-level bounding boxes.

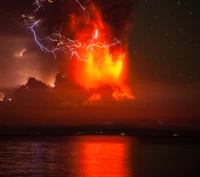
[73,136,131,177]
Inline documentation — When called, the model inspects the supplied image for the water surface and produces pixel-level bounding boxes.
[0,136,200,177]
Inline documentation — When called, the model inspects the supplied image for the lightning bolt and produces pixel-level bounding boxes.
[75,0,90,22]
[24,0,126,66]
[22,0,135,102]
[34,0,44,12]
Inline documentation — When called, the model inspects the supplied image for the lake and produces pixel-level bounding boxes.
[0,136,200,177]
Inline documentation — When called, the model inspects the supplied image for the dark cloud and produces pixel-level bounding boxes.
[0,74,133,125]
[94,0,138,39]
[0,75,200,126]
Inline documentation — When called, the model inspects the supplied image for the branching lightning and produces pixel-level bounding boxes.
[23,0,126,65]
[23,0,134,101]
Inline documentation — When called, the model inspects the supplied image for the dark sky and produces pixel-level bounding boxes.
[0,0,200,125]
[129,0,200,84]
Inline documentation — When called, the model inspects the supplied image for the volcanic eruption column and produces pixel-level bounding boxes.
[23,0,137,102]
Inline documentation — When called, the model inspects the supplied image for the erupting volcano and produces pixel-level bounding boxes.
[68,3,134,102]
[23,0,137,103]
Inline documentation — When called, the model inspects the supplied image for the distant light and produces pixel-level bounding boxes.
[173,133,179,137]
[0,92,4,101]
[50,84,55,88]
[48,83,55,88]
[14,48,27,58]
[8,98,12,101]
[120,132,125,136]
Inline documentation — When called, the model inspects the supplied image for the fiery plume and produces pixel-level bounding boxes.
[23,0,137,103]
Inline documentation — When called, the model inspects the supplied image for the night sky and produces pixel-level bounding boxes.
[130,0,200,84]
[0,0,199,85]
[0,0,200,86]
[0,0,200,125]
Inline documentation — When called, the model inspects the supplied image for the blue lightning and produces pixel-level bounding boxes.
[23,0,125,65]
[34,0,44,12]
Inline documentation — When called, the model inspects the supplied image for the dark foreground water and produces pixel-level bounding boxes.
[0,136,200,177]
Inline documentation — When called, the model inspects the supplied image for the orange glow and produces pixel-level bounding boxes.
[0,92,4,101]
[82,142,128,177]
[113,89,135,101]
[70,136,132,177]
[84,93,102,104]
[67,3,133,101]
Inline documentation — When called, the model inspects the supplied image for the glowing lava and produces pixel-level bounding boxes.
[84,93,102,104]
